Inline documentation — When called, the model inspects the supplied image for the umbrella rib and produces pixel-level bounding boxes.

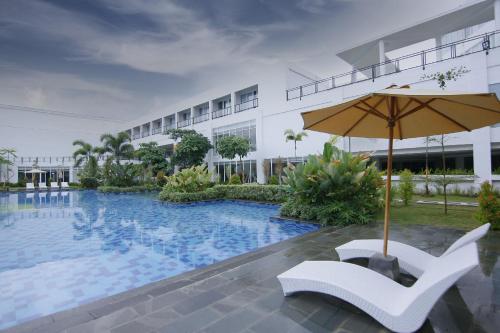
[396,98,436,120]
[353,105,387,121]
[304,99,369,129]
[426,105,471,132]
[343,112,369,137]
[434,97,500,114]
[359,97,388,120]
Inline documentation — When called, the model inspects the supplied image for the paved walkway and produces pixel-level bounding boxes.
[4,224,499,333]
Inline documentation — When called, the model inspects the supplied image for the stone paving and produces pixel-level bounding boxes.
[3,223,499,333]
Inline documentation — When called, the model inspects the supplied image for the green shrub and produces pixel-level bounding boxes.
[380,184,397,207]
[102,162,139,187]
[476,181,500,230]
[281,142,382,226]
[398,169,414,206]
[214,185,289,202]
[80,176,99,189]
[162,165,212,193]
[98,185,161,193]
[268,175,279,185]
[159,187,219,202]
[156,170,167,186]
[228,174,242,185]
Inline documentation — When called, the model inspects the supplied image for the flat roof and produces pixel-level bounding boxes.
[337,0,495,68]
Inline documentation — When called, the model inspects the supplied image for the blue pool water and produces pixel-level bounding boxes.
[0,190,318,329]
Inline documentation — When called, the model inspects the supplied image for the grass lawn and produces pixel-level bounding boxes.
[377,203,481,230]
[412,194,477,203]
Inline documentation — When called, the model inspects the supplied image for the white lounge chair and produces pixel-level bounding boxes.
[26,183,35,191]
[335,223,490,278]
[38,182,48,190]
[50,182,59,190]
[61,182,70,189]
[277,243,478,333]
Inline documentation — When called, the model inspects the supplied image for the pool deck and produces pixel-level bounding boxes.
[4,223,499,333]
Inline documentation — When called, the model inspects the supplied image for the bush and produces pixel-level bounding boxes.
[98,185,161,193]
[102,162,139,187]
[159,187,220,202]
[476,181,500,230]
[268,175,279,185]
[398,169,414,206]
[281,142,382,226]
[80,176,99,189]
[215,185,289,202]
[228,174,242,185]
[156,171,167,187]
[162,165,212,193]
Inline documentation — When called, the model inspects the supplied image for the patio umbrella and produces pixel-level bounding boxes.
[302,85,500,256]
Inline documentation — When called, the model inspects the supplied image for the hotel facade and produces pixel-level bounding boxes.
[2,0,500,190]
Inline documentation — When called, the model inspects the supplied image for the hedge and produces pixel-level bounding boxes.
[158,184,290,203]
[98,184,162,193]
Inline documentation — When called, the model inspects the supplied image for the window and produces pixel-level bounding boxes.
[240,91,257,103]
[212,121,256,152]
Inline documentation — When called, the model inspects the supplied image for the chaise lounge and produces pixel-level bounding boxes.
[277,243,479,333]
[50,182,59,190]
[61,182,70,189]
[25,183,35,191]
[335,223,490,277]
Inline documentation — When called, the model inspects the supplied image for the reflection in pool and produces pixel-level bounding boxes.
[0,190,318,329]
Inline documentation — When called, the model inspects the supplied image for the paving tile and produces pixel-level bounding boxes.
[110,320,155,333]
[173,290,227,315]
[67,307,139,333]
[204,308,262,333]
[157,307,221,333]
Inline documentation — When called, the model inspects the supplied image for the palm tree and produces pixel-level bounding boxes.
[72,140,101,167]
[100,132,134,165]
[284,129,308,158]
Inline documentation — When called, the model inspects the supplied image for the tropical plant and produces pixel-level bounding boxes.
[100,132,134,165]
[476,181,500,230]
[398,169,415,206]
[156,170,167,186]
[135,142,169,179]
[171,132,212,169]
[162,165,212,193]
[216,135,250,180]
[228,174,242,185]
[284,129,308,158]
[282,142,382,225]
[268,175,279,185]
[102,162,140,187]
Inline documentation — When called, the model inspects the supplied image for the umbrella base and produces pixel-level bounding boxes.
[368,253,400,281]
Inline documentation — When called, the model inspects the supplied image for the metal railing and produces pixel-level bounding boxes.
[235,98,259,113]
[212,106,232,119]
[151,127,162,135]
[286,30,500,101]
[177,119,191,128]
[141,131,150,138]
[162,123,176,133]
[192,113,209,124]
[132,134,141,140]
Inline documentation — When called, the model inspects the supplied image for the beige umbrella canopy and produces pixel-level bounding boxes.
[302,85,500,256]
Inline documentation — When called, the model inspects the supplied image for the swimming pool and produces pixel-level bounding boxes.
[0,191,318,329]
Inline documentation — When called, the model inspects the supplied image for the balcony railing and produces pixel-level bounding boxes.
[141,131,150,138]
[235,98,258,113]
[132,134,141,140]
[212,106,232,119]
[177,119,191,128]
[162,123,176,133]
[193,113,209,124]
[151,127,162,135]
[286,30,500,101]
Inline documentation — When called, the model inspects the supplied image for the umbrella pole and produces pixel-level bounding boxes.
[383,125,394,257]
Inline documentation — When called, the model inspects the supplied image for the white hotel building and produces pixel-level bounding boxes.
[2,0,500,190]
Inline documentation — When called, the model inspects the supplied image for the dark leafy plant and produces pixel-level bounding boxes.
[475,181,500,230]
[162,165,212,193]
[216,135,250,179]
[282,142,382,225]
[135,142,169,177]
[172,132,212,169]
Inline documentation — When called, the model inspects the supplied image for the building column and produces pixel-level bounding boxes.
[378,39,386,76]
[350,66,357,83]
[435,36,442,61]
[472,127,492,186]
[495,0,500,47]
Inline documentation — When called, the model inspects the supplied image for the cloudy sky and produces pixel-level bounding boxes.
[0,0,470,121]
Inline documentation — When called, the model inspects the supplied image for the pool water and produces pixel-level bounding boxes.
[0,191,318,329]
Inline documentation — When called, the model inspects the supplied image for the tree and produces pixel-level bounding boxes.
[429,134,450,214]
[216,135,251,180]
[398,169,415,206]
[423,136,430,195]
[284,129,308,158]
[72,140,102,178]
[100,132,134,165]
[0,148,16,186]
[172,132,212,169]
[164,128,197,141]
[135,142,169,177]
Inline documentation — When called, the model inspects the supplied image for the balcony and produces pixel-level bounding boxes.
[212,106,232,119]
[132,134,141,140]
[151,127,162,135]
[235,98,258,113]
[177,119,191,128]
[193,113,209,124]
[163,123,176,133]
[286,30,500,101]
